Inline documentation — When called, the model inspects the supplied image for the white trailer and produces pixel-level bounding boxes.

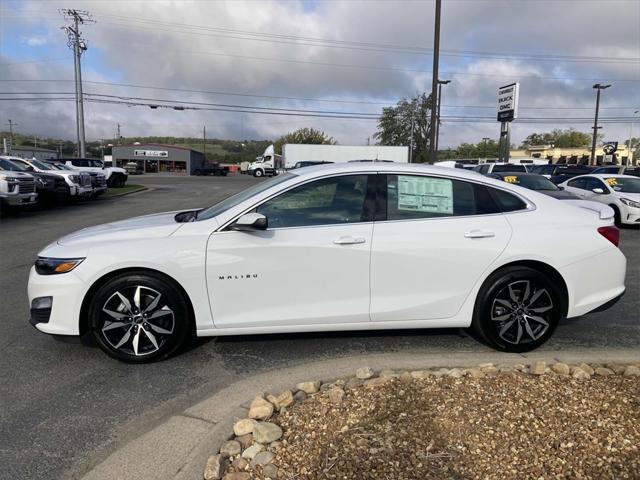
[282,144,408,169]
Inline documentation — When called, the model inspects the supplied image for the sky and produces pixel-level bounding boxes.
[1,0,639,149]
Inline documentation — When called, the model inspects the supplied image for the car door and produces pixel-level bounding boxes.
[563,177,589,197]
[206,173,375,328]
[370,174,513,322]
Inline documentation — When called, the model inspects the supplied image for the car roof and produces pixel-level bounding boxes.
[491,172,539,177]
[586,174,638,179]
[292,161,487,179]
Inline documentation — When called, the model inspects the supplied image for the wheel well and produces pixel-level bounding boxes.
[485,260,569,317]
[79,267,196,336]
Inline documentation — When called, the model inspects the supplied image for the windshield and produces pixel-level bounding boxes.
[0,158,27,171]
[604,177,640,193]
[501,175,559,191]
[30,159,55,170]
[49,163,73,170]
[197,173,296,221]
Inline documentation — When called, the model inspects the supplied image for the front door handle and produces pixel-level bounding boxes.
[334,235,366,245]
[464,229,495,239]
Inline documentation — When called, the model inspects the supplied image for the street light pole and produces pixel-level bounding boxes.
[590,83,610,166]
[428,0,442,163]
[628,110,639,166]
[482,137,490,159]
[435,79,451,156]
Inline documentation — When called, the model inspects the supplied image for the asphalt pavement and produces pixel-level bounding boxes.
[0,174,638,480]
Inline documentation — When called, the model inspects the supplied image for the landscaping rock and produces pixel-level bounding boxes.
[266,394,280,410]
[250,451,275,468]
[572,368,591,380]
[235,434,253,449]
[253,422,283,444]
[262,463,279,479]
[481,366,500,376]
[380,369,399,378]
[231,457,249,471]
[276,390,294,408]
[552,362,570,375]
[399,371,413,384]
[447,368,464,378]
[465,368,485,379]
[356,367,375,379]
[269,441,282,451]
[623,365,640,377]
[223,473,250,480]
[241,443,264,460]
[219,440,241,457]
[293,390,307,402]
[364,376,390,387]
[233,419,257,436]
[248,396,274,420]
[410,370,432,379]
[296,381,321,394]
[345,377,364,389]
[595,367,615,376]
[606,363,627,375]
[579,363,595,376]
[531,361,546,375]
[328,387,345,404]
[204,454,228,480]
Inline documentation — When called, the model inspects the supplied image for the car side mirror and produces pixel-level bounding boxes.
[592,188,605,194]
[558,186,564,190]
[230,213,268,231]
[26,165,34,171]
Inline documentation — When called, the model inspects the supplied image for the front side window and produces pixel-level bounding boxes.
[71,159,87,167]
[256,174,371,228]
[583,177,608,192]
[385,175,502,220]
[567,178,588,190]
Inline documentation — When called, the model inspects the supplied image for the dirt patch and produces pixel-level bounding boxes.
[244,373,640,479]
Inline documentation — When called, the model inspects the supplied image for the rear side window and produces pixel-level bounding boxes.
[71,159,87,167]
[487,187,528,213]
[493,164,527,173]
[385,175,501,220]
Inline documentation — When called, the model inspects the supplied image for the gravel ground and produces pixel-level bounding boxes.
[237,370,640,480]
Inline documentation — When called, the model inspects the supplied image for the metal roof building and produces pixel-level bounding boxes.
[111,144,205,175]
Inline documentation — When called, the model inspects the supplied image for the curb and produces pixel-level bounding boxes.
[80,348,640,480]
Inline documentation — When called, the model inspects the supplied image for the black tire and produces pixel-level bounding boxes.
[253,169,264,177]
[471,266,563,353]
[610,205,622,228]
[88,272,191,363]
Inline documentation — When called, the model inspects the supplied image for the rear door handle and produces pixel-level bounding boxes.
[464,229,495,239]
[334,236,366,245]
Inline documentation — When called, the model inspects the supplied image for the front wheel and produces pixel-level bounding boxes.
[88,272,191,362]
[472,267,563,353]
[253,169,264,177]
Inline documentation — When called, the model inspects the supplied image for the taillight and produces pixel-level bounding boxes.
[597,226,620,247]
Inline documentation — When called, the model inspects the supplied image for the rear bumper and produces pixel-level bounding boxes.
[589,289,625,313]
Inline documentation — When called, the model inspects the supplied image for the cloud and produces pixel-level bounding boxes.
[22,35,48,47]
[1,0,638,149]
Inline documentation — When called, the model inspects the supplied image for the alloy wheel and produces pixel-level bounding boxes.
[490,280,553,345]
[100,285,175,356]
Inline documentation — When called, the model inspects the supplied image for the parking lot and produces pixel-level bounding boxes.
[0,174,638,480]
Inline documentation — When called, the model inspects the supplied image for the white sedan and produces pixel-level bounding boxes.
[28,163,626,362]
[559,174,640,227]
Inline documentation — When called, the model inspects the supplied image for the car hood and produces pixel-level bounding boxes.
[539,189,580,200]
[614,192,640,201]
[57,211,185,246]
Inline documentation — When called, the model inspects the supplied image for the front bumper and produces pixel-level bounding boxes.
[27,266,85,336]
[1,192,38,206]
[622,205,640,225]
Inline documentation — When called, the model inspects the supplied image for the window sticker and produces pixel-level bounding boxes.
[604,178,618,186]
[397,176,453,214]
[503,175,519,184]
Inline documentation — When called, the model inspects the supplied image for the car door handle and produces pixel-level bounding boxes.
[333,236,366,245]
[464,229,495,239]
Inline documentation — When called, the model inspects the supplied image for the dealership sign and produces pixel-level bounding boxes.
[497,82,519,122]
[134,150,168,157]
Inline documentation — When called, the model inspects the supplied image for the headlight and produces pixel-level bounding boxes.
[69,175,80,184]
[620,198,640,208]
[35,257,85,275]
[0,174,17,181]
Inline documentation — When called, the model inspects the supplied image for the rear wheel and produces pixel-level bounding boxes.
[610,205,622,227]
[88,272,191,362]
[472,267,563,353]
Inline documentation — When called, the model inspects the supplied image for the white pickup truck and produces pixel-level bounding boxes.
[0,166,38,213]
[62,158,128,187]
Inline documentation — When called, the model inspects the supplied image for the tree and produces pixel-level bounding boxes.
[374,92,433,163]
[274,128,335,154]
[520,128,593,148]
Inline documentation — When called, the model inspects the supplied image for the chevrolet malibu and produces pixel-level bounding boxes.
[28,163,626,362]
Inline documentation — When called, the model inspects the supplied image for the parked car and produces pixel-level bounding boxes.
[474,163,528,175]
[529,164,594,184]
[61,158,128,187]
[0,157,67,206]
[43,161,94,199]
[592,165,640,177]
[28,163,626,362]
[292,161,334,169]
[193,163,229,176]
[124,162,144,175]
[0,163,37,213]
[559,174,640,227]
[487,173,580,200]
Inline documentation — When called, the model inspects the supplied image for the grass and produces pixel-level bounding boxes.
[104,184,147,197]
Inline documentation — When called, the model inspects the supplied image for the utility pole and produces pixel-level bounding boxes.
[6,119,17,145]
[203,125,206,161]
[628,110,639,166]
[435,79,451,156]
[409,108,415,163]
[116,123,121,144]
[61,9,94,158]
[34,136,38,148]
[428,0,442,163]
[590,83,610,166]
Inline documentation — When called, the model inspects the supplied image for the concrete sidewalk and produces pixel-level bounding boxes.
[80,347,640,480]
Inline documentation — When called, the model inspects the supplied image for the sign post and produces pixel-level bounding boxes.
[497,82,519,162]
